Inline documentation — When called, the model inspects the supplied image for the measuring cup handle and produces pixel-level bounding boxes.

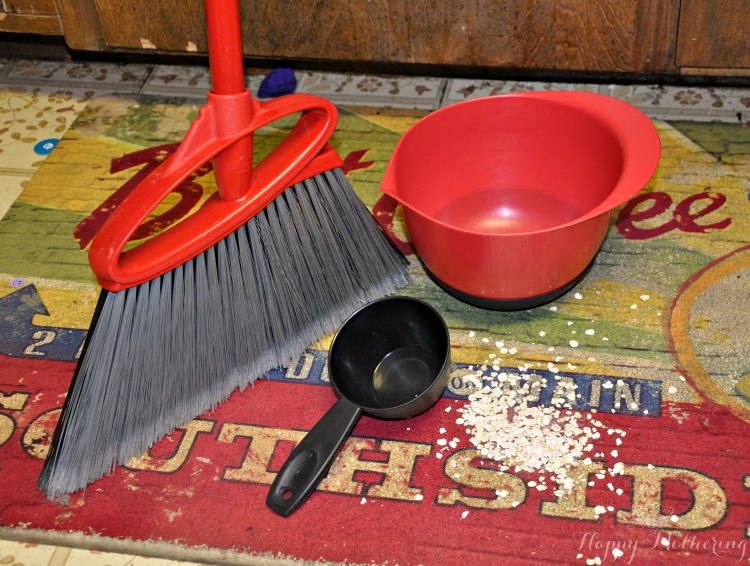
[266,397,362,516]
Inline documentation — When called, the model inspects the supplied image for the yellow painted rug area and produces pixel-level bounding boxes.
[0,92,749,565]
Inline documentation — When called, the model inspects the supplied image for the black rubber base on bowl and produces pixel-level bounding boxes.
[424,258,596,311]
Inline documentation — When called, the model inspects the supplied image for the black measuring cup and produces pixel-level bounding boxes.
[266,296,451,516]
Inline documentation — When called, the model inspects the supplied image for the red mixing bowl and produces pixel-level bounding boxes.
[381,91,661,310]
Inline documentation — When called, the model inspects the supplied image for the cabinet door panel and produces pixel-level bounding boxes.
[677,0,750,69]
[0,0,60,34]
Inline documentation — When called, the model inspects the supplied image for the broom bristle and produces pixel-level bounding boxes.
[38,168,409,498]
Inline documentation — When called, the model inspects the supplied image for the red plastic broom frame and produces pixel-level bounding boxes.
[88,0,343,292]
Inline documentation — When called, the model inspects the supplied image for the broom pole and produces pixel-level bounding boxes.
[205,0,254,201]
[206,0,246,95]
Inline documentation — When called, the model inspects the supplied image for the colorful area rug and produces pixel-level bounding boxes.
[1,94,750,565]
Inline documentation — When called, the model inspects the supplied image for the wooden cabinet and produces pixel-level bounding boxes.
[57,0,677,75]
[1,0,748,80]
[72,0,650,73]
[0,0,61,35]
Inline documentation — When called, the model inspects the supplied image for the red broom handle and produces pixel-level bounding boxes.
[205,0,246,95]
[204,0,254,201]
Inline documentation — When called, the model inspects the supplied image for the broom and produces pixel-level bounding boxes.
[38,0,409,499]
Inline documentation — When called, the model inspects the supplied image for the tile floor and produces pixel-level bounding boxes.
[1,56,749,564]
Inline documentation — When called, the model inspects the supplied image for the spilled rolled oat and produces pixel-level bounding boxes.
[455,334,626,495]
